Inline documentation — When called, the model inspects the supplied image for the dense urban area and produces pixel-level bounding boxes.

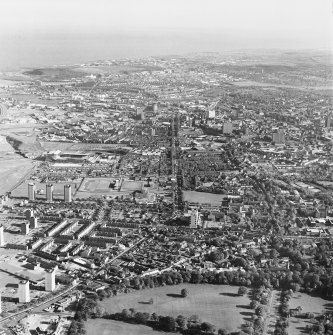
[0,49,332,335]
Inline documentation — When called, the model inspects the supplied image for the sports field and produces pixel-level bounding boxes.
[183,191,226,205]
[97,284,251,333]
[120,181,143,192]
[79,178,115,193]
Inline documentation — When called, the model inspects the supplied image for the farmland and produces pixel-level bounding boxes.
[97,284,251,334]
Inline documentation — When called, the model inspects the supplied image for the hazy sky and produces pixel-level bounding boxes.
[0,0,332,69]
[0,0,331,36]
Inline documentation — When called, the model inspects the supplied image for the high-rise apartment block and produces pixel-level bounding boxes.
[46,184,54,202]
[28,183,36,201]
[45,268,56,292]
[64,185,72,202]
[0,225,4,246]
[272,130,285,144]
[21,222,29,235]
[30,216,38,229]
[18,280,30,303]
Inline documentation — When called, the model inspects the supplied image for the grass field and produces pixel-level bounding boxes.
[97,284,251,334]
[85,319,164,335]
[288,292,329,335]
[182,191,226,205]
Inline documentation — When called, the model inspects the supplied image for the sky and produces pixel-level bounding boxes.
[0,0,332,69]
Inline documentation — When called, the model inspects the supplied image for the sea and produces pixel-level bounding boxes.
[0,31,325,72]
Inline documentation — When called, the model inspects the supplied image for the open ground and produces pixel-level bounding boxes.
[76,178,145,199]
[182,191,226,205]
[0,136,36,195]
[85,319,164,335]
[96,284,252,334]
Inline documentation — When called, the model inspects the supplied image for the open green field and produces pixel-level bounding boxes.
[97,284,251,334]
[288,292,329,335]
[85,319,164,335]
[183,191,226,205]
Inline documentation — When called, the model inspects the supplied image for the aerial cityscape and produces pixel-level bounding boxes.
[0,1,332,335]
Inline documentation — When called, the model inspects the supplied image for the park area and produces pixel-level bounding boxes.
[85,319,163,335]
[89,284,251,335]
[288,292,330,335]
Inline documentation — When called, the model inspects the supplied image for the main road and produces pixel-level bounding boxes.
[0,282,79,325]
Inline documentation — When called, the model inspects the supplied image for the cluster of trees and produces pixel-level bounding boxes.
[128,256,333,304]
[68,320,86,335]
[56,274,73,285]
[274,289,293,335]
[273,318,289,335]
[238,286,248,296]
[241,316,265,335]
[251,286,270,308]
[239,286,271,335]
[74,297,98,321]
[126,257,332,300]
[278,289,292,318]
[104,309,230,335]
[305,312,333,335]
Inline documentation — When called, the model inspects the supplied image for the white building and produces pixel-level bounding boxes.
[18,280,30,303]
[190,209,201,228]
[64,185,72,202]
[45,268,56,292]
[0,225,5,246]
[28,183,36,201]
[21,222,29,235]
[46,184,54,202]
[206,110,215,119]
[30,216,38,229]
